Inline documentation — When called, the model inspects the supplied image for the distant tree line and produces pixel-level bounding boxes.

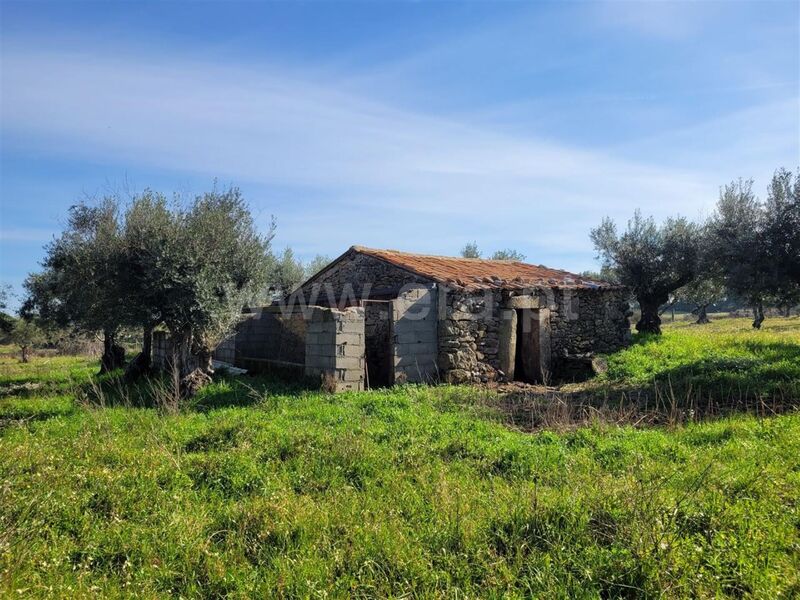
[14,185,329,396]
[592,167,800,334]
[460,242,526,261]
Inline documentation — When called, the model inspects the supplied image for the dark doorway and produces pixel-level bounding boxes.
[513,309,542,383]
[364,301,392,388]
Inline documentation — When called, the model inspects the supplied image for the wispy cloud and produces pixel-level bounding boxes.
[1,30,796,272]
[0,227,55,243]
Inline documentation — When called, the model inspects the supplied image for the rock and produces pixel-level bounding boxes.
[446,369,470,384]
[180,369,213,398]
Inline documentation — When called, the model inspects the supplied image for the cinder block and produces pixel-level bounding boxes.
[335,357,364,370]
[337,322,364,335]
[346,346,365,358]
[339,369,365,382]
[336,381,363,392]
[307,355,336,369]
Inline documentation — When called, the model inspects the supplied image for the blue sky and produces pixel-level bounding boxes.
[1,0,798,307]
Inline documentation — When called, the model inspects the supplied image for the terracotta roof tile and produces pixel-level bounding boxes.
[352,246,616,291]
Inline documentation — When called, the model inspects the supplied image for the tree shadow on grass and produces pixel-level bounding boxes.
[0,408,74,431]
[188,372,320,413]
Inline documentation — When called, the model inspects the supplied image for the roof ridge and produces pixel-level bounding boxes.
[344,245,618,290]
[352,245,530,265]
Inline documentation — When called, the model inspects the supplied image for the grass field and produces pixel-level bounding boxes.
[1,318,799,598]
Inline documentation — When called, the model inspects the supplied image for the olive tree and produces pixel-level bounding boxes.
[146,187,272,393]
[490,249,526,261]
[303,254,331,279]
[270,247,306,299]
[118,191,176,377]
[675,227,725,324]
[460,242,481,258]
[763,168,800,309]
[10,319,45,363]
[706,179,774,328]
[23,199,127,372]
[0,284,14,335]
[591,210,700,334]
[460,243,526,261]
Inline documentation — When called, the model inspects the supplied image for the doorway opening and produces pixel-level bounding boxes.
[513,308,541,383]
[364,301,392,388]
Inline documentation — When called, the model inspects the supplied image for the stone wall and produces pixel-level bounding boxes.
[548,287,631,379]
[438,289,504,384]
[391,286,438,383]
[305,306,366,392]
[151,307,308,376]
[298,251,428,304]
[438,287,630,384]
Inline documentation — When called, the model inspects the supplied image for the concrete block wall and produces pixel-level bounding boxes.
[304,306,366,392]
[391,285,438,383]
[233,308,306,371]
[214,334,236,365]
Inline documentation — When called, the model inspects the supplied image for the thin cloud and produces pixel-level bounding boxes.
[1,33,796,274]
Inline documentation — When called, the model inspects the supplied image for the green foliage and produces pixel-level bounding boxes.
[460,241,481,258]
[707,179,771,310]
[270,247,306,299]
[154,187,273,350]
[303,254,331,280]
[24,186,274,378]
[763,168,800,290]
[23,199,125,335]
[0,285,14,335]
[460,243,526,261]
[9,320,45,361]
[2,320,800,597]
[490,248,526,261]
[591,210,701,333]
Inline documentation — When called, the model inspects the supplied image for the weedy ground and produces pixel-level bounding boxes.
[1,317,799,598]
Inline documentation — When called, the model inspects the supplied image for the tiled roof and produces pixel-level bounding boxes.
[352,246,617,291]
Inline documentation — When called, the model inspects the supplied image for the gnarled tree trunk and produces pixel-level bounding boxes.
[20,345,29,363]
[99,329,125,374]
[636,297,664,335]
[695,304,710,324]
[752,303,765,329]
[168,327,213,400]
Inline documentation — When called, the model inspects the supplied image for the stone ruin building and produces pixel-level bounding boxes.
[154,246,632,391]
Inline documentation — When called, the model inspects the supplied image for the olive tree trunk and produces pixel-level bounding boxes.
[168,327,213,400]
[752,303,765,329]
[20,345,29,363]
[695,304,710,324]
[99,329,125,374]
[636,298,664,335]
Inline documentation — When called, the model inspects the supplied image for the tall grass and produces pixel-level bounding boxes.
[1,321,799,597]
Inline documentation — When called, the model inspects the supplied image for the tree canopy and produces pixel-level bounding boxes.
[23,185,274,392]
[591,210,701,334]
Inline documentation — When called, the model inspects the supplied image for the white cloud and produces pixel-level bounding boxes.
[1,36,796,272]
